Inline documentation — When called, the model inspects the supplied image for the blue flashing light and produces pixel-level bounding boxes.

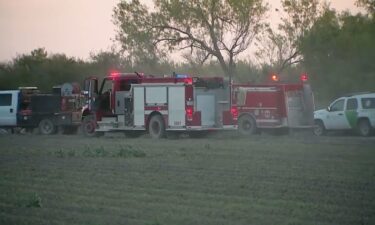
[175,74,190,79]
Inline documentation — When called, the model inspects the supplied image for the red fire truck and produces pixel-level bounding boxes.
[81,72,238,138]
[232,74,315,135]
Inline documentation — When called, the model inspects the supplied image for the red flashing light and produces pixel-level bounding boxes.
[271,74,279,82]
[110,72,120,77]
[300,73,308,82]
[186,106,194,121]
[230,106,238,120]
[109,69,121,77]
[183,77,193,85]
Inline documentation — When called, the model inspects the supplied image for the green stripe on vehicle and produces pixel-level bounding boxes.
[345,110,358,128]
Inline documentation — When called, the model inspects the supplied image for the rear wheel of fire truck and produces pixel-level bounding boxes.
[313,120,326,136]
[357,119,373,137]
[38,119,57,135]
[82,115,98,137]
[238,115,257,136]
[148,114,166,139]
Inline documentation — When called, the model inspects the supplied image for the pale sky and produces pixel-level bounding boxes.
[0,0,359,62]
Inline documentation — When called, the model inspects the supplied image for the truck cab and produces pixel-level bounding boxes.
[0,90,19,127]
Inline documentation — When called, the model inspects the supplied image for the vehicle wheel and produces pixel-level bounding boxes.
[38,119,57,135]
[313,120,326,136]
[148,115,166,139]
[238,115,257,136]
[81,115,97,137]
[357,119,372,137]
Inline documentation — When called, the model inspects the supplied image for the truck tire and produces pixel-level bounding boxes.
[148,115,166,139]
[38,119,57,135]
[238,115,257,136]
[313,120,326,136]
[357,119,372,137]
[81,115,97,137]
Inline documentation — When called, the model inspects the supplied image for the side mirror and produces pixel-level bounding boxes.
[327,106,331,112]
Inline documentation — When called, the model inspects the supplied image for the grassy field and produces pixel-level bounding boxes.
[0,133,374,225]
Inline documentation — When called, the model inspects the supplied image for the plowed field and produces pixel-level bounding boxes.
[1,134,374,225]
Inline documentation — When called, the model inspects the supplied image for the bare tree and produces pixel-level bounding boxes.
[256,0,323,73]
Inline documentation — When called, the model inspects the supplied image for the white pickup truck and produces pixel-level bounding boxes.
[0,90,19,127]
[0,86,83,134]
[313,93,375,136]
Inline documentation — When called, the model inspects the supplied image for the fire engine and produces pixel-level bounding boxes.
[81,72,238,138]
[232,74,315,135]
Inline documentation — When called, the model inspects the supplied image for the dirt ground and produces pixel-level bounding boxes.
[0,133,374,225]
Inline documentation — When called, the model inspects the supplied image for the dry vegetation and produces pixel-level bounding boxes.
[0,134,374,225]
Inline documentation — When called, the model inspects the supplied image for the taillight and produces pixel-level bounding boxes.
[230,106,238,120]
[186,106,193,121]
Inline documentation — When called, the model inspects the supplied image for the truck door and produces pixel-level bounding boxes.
[197,95,216,126]
[133,87,145,126]
[168,86,185,127]
[344,98,358,129]
[286,90,304,127]
[325,99,351,130]
[302,84,315,126]
[0,91,18,126]
[83,77,98,111]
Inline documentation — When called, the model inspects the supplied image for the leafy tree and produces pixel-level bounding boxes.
[0,63,15,90]
[0,48,92,91]
[301,10,375,99]
[356,0,375,14]
[113,0,268,78]
[89,50,128,77]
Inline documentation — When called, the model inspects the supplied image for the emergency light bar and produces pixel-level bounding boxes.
[175,74,190,78]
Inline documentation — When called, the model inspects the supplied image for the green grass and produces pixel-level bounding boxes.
[0,134,374,225]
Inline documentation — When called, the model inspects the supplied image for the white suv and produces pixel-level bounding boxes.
[313,93,375,136]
